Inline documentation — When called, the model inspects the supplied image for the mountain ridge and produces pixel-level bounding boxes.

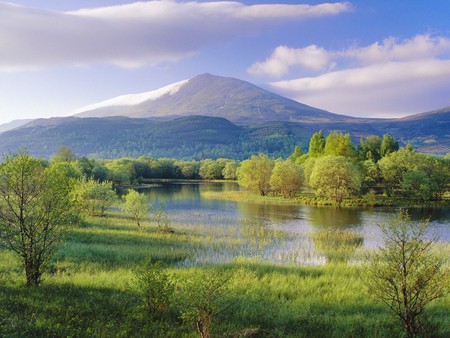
[74,73,357,124]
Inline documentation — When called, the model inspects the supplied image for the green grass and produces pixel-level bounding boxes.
[0,210,449,337]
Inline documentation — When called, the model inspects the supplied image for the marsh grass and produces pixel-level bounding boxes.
[0,208,448,337]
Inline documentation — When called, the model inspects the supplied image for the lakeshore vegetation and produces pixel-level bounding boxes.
[0,135,449,337]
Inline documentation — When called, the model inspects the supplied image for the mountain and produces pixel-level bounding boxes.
[0,107,448,159]
[74,73,355,124]
[0,119,33,134]
[0,73,448,159]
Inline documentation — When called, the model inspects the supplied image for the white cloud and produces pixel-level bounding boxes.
[247,45,332,77]
[0,1,351,71]
[258,34,450,117]
[270,59,450,117]
[342,34,450,64]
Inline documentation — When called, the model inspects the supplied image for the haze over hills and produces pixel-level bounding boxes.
[74,73,356,124]
[0,73,448,159]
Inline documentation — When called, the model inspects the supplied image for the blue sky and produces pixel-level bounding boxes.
[1,0,449,125]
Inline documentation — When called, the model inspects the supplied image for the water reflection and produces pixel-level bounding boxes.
[129,182,450,265]
[306,206,362,230]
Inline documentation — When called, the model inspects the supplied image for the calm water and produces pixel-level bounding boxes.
[128,181,450,265]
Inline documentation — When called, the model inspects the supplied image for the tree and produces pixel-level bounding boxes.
[308,130,325,157]
[199,159,224,180]
[310,156,361,205]
[364,211,449,337]
[288,145,303,162]
[324,131,357,158]
[378,146,418,196]
[0,151,75,285]
[134,259,173,316]
[222,161,239,180]
[270,159,304,197]
[236,154,274,196]
[72,177,116,217]
[358,135,382,162]
[51,146,77,163]
[380,133,399,157]
[177,268,234,338]
[122,190,149,227]
[402,170,437,202]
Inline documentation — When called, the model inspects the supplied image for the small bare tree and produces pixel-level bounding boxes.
[364,211,449,337]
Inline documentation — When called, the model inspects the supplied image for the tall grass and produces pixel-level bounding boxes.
[0,208,448,337]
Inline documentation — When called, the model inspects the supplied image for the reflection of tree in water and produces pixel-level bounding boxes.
[404,207,450,223]
[307,207,364,263]
[311,229,364,263]
[237,203,291,255]
[307,206,363,229]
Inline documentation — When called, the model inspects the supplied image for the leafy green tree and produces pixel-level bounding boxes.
[222,161,239,180]
[134,259,173,315]
[122,190,149,227]
[324,131,357,158]
[299,156,316,186]
[0,151,75,285]
[51,146,77,163]
[288,145,303,162]
[402,170,437,202]
[72,178,116,217]
[308,130,325,157]
[176,268,234,338]
[270,159,304,197]
[380,133,399,157]
[378,146,418,196]
[358,135,382,162]
[175,160,200,179]
[236,154,274,196]
[361,159,383,190]
[310,156,361,205]
[364,211,449,337]
[199,159,224,180]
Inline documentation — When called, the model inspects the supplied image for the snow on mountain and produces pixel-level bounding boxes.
[73,79,188,114]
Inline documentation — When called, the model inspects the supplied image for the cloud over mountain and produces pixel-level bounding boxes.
[249,34,450,117]
[0,1,351,71]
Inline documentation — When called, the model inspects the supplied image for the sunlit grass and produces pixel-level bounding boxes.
[0,208,449,337]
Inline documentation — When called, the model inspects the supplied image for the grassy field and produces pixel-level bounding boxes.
[0,209,449,337]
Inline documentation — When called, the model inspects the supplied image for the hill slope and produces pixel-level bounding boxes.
[75,73,354,124]
[0,108,448,159]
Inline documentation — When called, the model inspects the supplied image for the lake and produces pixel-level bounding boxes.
[124,181,450,265]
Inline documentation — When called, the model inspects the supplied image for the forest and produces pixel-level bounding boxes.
[54,131,450,206]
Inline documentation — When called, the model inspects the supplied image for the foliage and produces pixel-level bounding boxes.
[237,154,274,196]
[176,268,235,338]
[72,177,116,217]
[0,150,75,285]
[324,131,357,158]
[364,211,449,337]
[222,160,239,180]
[308,130,325,157]
[270,158,304,197]
[122,190,149,227]
[310,156,361,205]
[134,259,174,315]
[380,133,399,157]
[199,159,225,180]
[288,145,304,162]
[51,146,77,163]
[358,135,382,162]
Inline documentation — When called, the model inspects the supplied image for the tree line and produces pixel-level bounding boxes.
[237,131,450,205]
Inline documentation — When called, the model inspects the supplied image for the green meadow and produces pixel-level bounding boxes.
[0,209,449,337]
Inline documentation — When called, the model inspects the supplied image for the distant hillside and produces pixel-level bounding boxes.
[75,73,355,124]
[0,108,448,159]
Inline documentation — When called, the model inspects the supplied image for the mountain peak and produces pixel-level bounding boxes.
[73,73,349,123]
